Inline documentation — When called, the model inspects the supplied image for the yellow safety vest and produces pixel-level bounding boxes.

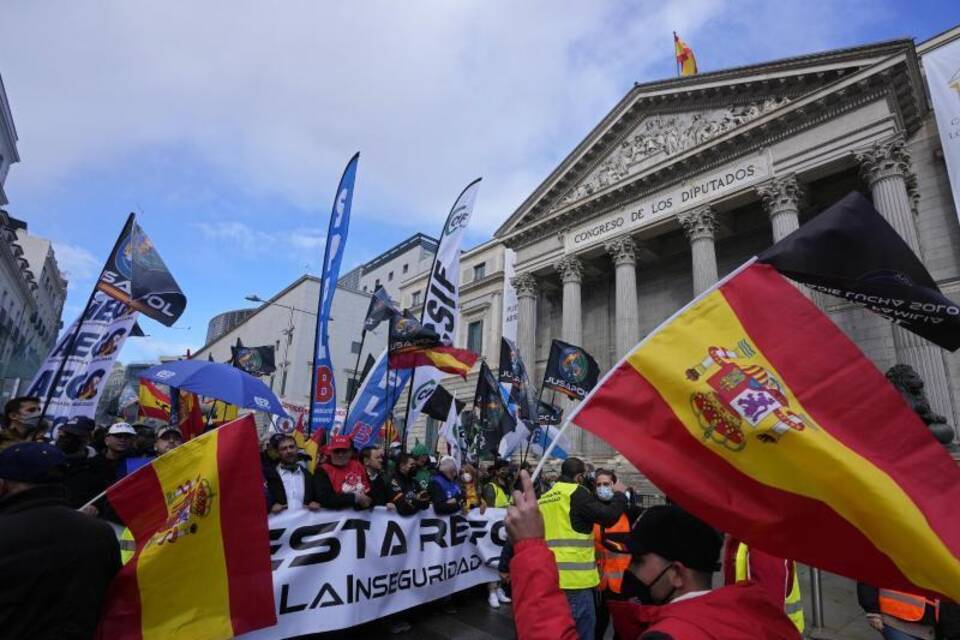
[488,482,510,508]
[735,543,804,633]
[539,481,598,590]
[119,527,137,565]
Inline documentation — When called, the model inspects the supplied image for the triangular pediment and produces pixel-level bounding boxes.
[556,98,790,208]
[495,38,926,241]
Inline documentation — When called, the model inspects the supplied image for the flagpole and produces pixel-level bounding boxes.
[344,328,367,418]
[520,385,544,467]
[673,32,680,77]
[39,213,135,424]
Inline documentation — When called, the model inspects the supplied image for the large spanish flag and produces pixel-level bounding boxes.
[572,261,960,600]
[96,415,276,639]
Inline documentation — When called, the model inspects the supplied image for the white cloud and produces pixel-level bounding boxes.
[192,220,325,260]
[50,242,100,284]
[1,1,890,236]
[120,336,196,364]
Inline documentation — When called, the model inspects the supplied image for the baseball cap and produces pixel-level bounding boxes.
[107,422,137,437]
[157,425,182,439]
[60,416,96,436]
[326,434,353,451]
[626,505,723,572]
[0,442,67,483]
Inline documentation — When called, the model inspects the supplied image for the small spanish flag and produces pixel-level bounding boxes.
[389,345,479,379]
[138,381,171,422]
[674,31,697,76]
[572,261,960,600]
[96,415,276,639]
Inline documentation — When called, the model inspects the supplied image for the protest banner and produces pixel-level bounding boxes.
[240,507,506,637]
[26,291,138,429]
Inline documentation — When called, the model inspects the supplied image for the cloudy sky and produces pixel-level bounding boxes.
[0,1,955,362]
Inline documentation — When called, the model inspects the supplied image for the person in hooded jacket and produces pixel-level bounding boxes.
[506,470,800,640]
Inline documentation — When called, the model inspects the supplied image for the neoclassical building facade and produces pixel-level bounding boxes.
[494,35,960,456]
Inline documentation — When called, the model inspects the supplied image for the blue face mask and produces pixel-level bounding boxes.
[596,485,614,501]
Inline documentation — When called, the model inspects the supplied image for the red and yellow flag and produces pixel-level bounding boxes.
[138,381,171,422]
[572,262,960,600]
[96,415,276,639]
[389,345,478,379]
[674,31,697,76]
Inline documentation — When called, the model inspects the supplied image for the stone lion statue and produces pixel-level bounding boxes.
[885,364,956,448]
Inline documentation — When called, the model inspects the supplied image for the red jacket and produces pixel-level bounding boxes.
[510,538,800,640]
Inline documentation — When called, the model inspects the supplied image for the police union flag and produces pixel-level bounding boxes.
[310,153,360,433]
[571,261,960,601]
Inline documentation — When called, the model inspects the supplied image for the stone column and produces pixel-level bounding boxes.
[856,136,954,423]
[679,206,719,296]
[604,237,640,358]
[757,175,819,301]
[757,174,803,242]
[554,255,584,346]
[554,255,589,452]
[510,273,538,375]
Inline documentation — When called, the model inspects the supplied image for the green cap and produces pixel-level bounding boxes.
[411,440,429,456]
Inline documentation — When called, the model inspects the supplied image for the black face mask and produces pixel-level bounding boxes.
[622,563,675,605]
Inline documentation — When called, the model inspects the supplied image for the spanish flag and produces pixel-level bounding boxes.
[674,31,697,76]
[96,415,276,639]
[138,381,171,422]
[389,345,479,379]
[572,261,960,600]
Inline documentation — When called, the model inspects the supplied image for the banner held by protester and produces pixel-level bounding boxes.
[239,507,505,638]
[27,292,137,429]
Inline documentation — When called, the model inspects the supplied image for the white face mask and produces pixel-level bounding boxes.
[461,473,472,483]
[596,485,614,501]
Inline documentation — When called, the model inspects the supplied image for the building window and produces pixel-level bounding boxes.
[473,263,486,281]
[362,285,368,292]
[350,340,362,354]
[467,320,483,354]
[411,290,422,306]
[281,370,288,396]
[375,278,380,288]
[388,271,394,281]
[402,264,409,274]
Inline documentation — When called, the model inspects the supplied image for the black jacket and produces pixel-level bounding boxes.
[388,470,430,516]
[366,470,389,507]
[559,478,627,534]
[0,485,121,640]
[264,463,318,508]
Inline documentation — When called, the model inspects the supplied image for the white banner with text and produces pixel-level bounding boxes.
[240,506,506,637]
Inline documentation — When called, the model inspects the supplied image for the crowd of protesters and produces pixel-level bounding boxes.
[3,393,959,640]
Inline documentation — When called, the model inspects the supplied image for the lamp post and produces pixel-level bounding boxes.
[244,294,318,318]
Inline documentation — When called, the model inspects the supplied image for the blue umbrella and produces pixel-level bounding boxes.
[140,360,288,417]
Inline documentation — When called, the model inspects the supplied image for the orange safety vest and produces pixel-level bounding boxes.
[593,514,632,594]
[878,589,939,623]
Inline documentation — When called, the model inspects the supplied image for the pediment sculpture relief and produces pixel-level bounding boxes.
[555,97,790,209]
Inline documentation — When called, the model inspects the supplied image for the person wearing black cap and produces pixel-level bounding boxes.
[0,442,121,638]
[56,416,106,510]
[507,470,800,640]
